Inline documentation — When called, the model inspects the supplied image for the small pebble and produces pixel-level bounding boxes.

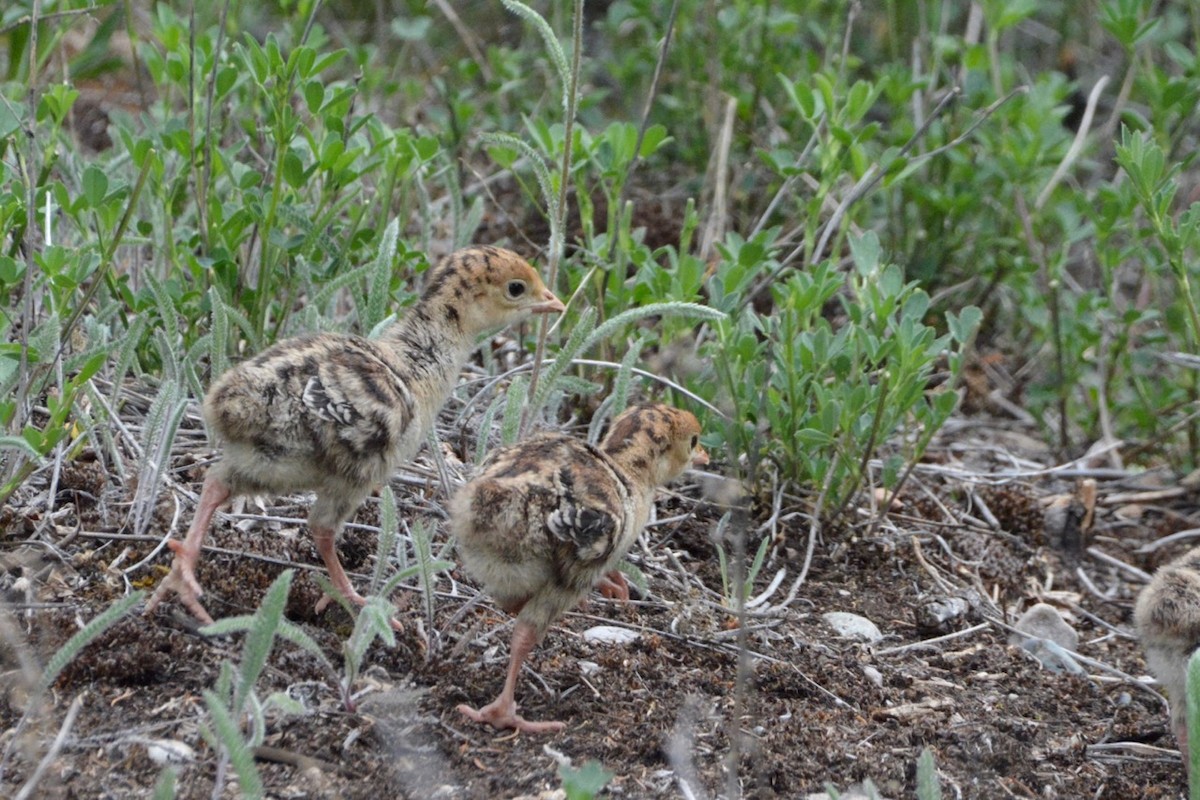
[582,625,641,645]
[144,739,196,766]
[1010,603,1078,651]
[915,596,970,631]
[806,786,890,800]
[822,612,883,644]
[861,665,884,688]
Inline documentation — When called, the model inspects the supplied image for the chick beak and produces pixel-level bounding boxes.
[531,288,566,314]
[692,448,710,467]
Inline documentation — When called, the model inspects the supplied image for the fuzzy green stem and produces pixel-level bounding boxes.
[521,0,584,437]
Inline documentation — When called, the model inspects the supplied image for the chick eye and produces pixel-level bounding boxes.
[506,280,527,298]
[690,435,699,449]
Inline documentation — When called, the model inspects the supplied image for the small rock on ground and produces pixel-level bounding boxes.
[822,612,883,643]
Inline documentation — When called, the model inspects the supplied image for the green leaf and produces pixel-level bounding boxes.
[0,100,19,139]
[21,426,45,453]
[41,592,144,692]
[303,80,325,114]
[282,150,305,188]
[235,569,292,713]
[310,50,348,75]
[391,16,433,41]
[639,124,671,157]
[795,428,834,446]
[0,255,24,285]
[778,73,818,119]
[844,80,877,124]
[501,375,530,446]
[946,306,983,345]
[849,231,882,277]
[1188,650,1200,786]
[151,767,177,800]
[414,135,440,162]
[82,165,108,208]
[75,350,107,384]
[216,65,238,97]
[559,760,614,800]
[366,218,400,333]
[202,689,265,798]
[986,0,1037,32]
[502,0,570,113]
[0,435,42,460]
[479,132,556,223]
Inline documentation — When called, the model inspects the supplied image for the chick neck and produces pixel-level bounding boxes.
[380,289,476,402]
[602,436,675,495]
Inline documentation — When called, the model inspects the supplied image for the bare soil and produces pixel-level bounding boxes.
[0,392,1191,800]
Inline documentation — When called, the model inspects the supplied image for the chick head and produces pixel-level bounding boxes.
[423,246,564,334]
[602,403,708,486]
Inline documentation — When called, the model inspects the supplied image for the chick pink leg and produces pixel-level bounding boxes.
[458,619,565,734]
[312,527,403,631]
[596,570,630,602]
[145,475,231,624]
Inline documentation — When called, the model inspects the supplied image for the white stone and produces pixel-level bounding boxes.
[144,738,197,766]
[822,612,883,643]
[861,665,884,688]
[581,625,640,645]
[1010,603,1078,651]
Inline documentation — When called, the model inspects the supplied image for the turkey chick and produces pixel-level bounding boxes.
[1135,546,1200,770]
[451,402,708,733]
[146,245,564,627]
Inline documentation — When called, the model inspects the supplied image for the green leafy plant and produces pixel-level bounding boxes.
[503,301,725,442]
[197,571,306,796]
[917,747,943,800]
[317,489,455,661]
[705,230,981,515]
[211,490,456,717]
[712,511,771,610]
[559,759,614,800]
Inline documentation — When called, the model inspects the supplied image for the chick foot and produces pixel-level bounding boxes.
[596,570,630,602]
[456,699,566,734]
[145,475,230,625]
[145,540,215,625]
[312,529,403,631]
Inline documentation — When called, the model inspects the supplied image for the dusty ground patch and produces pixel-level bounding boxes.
[0,400,1190,799]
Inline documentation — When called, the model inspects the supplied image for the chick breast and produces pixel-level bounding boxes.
[450,435,643,629]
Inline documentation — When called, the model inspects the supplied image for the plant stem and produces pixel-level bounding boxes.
[4,0,44,493]
[197,0,234,252]
[521,0,583,437]
[603,0,681,261]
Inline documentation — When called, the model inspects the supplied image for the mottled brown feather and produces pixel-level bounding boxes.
[451,403,705,634]
[449,403,706,732]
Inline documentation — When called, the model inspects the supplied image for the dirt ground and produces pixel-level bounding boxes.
[0,386,1193,800]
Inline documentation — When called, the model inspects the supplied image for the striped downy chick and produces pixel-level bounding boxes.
[451,403,708,733]
[1135,547,1200,772]
[145,246,564,628]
